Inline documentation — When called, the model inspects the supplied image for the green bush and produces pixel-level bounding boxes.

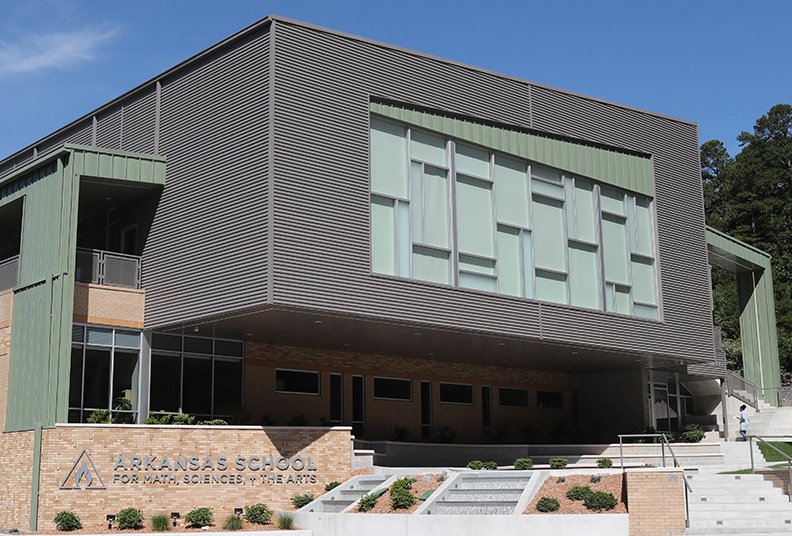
[277,512,295,530]
[150,514,171,532]
[143,413,171,424]
[584,491,618,511]
[590,475,602,483]
[467,460,483,470]
[287,414,309,426]
[54,511,82,532]
[388,478,415,510]
[171,413,195,425]
[555,476,566,483]
[197,419,228,426]
[536,497,560,512]
[482,461,498,470]
[222,515,243,531]
[437,426,457,443]
[514,458,534,470]
[185,507,213,528]
[86,409,111,424]
[244,503,272,525]
[290,494,314,509]
[566,485,592,501]
[324,481,341,492]
[549,458,568,469]
[357,493,378,512]
[681,424,705,443]
[116,507,144,530]
[597,458,613,468]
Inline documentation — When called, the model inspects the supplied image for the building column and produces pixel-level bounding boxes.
[720,378,730,442]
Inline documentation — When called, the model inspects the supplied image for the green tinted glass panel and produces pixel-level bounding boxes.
[536,270,568,304]
[497,226,521,297]
[459,272,497,292]
[631,257,657,305]
[423,166,449,248]
[410,130,446,167]
[456,175,494,257]
[564,177,576,239]
[371,119,408,198]
[532,179,565,200]
[456,143,490,179]
[634,303,658,320]
[371,196,395,275]
[494,155,529,228]
[413,246,450,284]
[602,215,629,284]
[522,232,534,298]
[575,179,597,243]
[411,161,423,243]
[569,242,600,309]
[532,196,566,272]
[601,187,625,215]
[397,201,411,277]
[615,285,631,314]
[531,164,561,183]
[635,197,654,257]
[459,254,495,276]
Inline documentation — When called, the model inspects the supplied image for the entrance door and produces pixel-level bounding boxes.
[653,384,671,432]
[352,375,364,435]
[421,381,432,440]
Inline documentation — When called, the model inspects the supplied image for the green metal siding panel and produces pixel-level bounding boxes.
[371,101,654,196]
[707,226,770,271]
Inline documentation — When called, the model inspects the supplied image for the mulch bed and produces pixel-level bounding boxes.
[525,473,627,515]
[362,474,444,514]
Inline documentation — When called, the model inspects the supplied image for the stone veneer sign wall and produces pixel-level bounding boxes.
[0,424,352,531]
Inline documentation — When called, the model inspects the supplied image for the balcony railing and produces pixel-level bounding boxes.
[0,255,19,292]
[75,248,141,289]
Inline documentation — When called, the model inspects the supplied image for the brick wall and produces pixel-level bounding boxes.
[0,290,12,431]
[34,424,351,531]
[0,429,35,530]
[245,342,580,442]
[625,467,686,536]
[72,282,144,329]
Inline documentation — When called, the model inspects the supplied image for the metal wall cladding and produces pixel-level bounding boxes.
[270,21,714,362]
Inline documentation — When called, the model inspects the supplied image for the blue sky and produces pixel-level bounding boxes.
[0,0,789,160]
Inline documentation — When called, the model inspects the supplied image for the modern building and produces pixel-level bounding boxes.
[0,15,781,444]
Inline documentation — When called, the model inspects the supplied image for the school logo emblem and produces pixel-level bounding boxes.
[59,449,106,490]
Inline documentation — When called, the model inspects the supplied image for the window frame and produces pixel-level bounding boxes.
[438,382,475,406]
[372,376,413,402]
[498,387,531,408]
[275,368,322,396]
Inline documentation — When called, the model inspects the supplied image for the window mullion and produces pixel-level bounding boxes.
[449,140,459,287]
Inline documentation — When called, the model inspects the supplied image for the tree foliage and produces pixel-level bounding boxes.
[702,104,792,378]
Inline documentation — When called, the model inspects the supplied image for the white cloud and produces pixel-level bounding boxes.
[0,27,119,78]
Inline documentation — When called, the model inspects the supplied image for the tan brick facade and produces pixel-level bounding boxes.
[0,290,12,432]
[0,429,34,530]
[0,424,351,531]
[72,282,144,329]
[625,468,686,536]
[245,343,580,443]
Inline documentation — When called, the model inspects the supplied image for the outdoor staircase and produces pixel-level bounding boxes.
[423,473,530,515]
[686,473,792,535]
[301,474,389,513]
[747,407,792,439]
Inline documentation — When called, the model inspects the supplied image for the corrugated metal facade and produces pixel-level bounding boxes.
[269,20,714,362]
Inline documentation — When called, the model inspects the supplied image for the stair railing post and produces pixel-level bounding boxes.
[749,436,755,473]
[619,436,624,469]
[788,460,791,502]
[661,435,666,468]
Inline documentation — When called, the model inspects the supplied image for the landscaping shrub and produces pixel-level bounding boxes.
[171,413,195,425]
[277,512,295,530]
[482,460,498,470]
[116,508,144,530]
[290,494,314,509]
[324,481,341,492]
[222,515,243,531]
[584,491,618,511]
[244,503,272,525]
[590,475,602,483]
[150,514,171,531]
[54,511,81,532]
[390,478,416,510]
[555,476,566,483]
[514,457,534,470]
[536,497,560,512]
[436,474,446,482]
[467,460,484,470]
[185,507,213,528]
[597,458,613,468]
[681,424,705,443]
[357,493,378,512]
[287,415,309,426]
[566,485,592,501]
[437,426,457,443]
[143,413,171,425]
[549,458,568,469]
[393,425,409,441]
[197,419,228,426]
[86,409,111,424]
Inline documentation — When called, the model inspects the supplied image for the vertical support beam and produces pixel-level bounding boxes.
[720,378,731,442]
[137,331,152,423]
[29,423,42,531]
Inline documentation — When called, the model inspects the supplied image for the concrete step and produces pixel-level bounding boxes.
[687,473,767,482]
[353,477,388,491]
[687,529,792,535]
[443,488,524,502]
[317,499,354,513]
[689,506,792,518]
[690,484,785,494]
[689,518,792,530]
[690,494,791,504]
[452,476,530,490]
[426,500,517,515]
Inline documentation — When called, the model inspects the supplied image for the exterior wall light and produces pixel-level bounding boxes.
[170,512,180,527]
[106,514,116,529]
[234,508,243,517]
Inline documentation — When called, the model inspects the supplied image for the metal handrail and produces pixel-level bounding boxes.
[76,247,141,289]
[726,370,760,411]
[749,435,792,502]
[0,254,19,292]
[618,433,692,526]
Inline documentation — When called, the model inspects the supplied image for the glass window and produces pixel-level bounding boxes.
[184,336,213,355]
[410,130,446,167]
[214,358,243,416]
[112,350,138,412]
[215,340,243,357]
[412,246,450,285]
[536,270,568,304]
[422,166,450,248]
[574,179,597,243]
[371,196,396,275]
[439,383,473,404]
[499,387,530,408]
[600,187,625,215]
[531,164,561,183]
[183,357,212,415]
[532,179,564,199]
[602,215,630,285]
[276,369,320,395]
[634,197,654,257]
[537,391,564,409]
[330,374,343,423]
[456,175,494,258]
[631,257,657,305]
[86,327,112,346]
[370,118,408,199]
[497,226,521,297]
[455,143,490,179]
[115,330,140,349]
[494,156,528,228]
[69,348,83,409]
[532,196,566,272]
[150,353,181,413]
[152,333,181,352]
[72,325,85,343]
[569,242,600,310]
[373,377,411,401]
[83,348,110,409]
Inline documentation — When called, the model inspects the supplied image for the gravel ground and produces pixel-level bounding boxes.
[525,473,627,515]
[363,474,444,514]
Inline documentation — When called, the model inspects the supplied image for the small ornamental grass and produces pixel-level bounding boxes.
[566,485,593,501]
[390,477,416,510]
[514,458,534,470]
[222,515,243,531]
[536,497,560,512]
[590,475,602,483]
[185,507,213,528]
[597,458,613,468]
[584,491,618,511]
[116,507,144,530]
[357,493,378,512]
[277,512,295,530]
[555,476,566,483]
[244,503,272,525]
[291,494,314,509]
[54,511,82,532]
[324,481,341,492]
[150,514,171,532]
[549,458,568,469]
